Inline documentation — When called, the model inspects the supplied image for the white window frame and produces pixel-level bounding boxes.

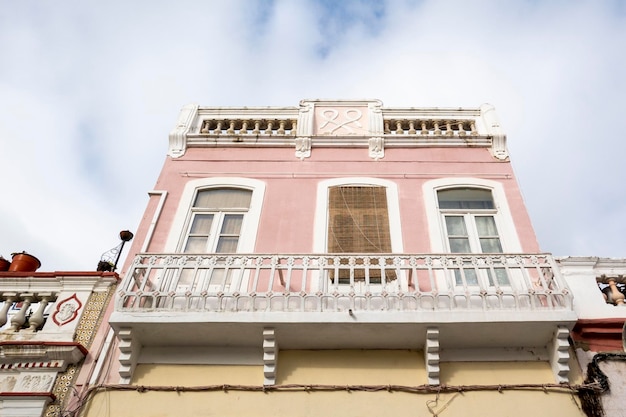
[313,177,404,253]
[165,177,265,253]
[422,178,522,253]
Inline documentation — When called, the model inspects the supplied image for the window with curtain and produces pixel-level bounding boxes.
[327,185,395,282]
[182,188,252,253]
[438,187,507,286]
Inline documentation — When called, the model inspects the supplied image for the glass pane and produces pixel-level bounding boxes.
[445,216,467,236]
[194,189,252,209]
[495,268,509,286]
[449,238,471,253]
[216,237,239,253]
[184,237,208,253]
[480,238,503,253]
[189,214,214,234]
[475,216,498,236]
[438,188,494,209]
[221,215,243,234]
[454,269,479,286]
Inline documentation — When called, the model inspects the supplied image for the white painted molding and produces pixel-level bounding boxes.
[263,328,278,385]
[168,104,199,158]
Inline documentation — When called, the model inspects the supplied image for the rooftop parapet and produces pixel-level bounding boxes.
[169,100,508,160]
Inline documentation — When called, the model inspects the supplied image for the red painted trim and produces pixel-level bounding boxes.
[572,318,625,352]
[0,392,56,401]
[52,293,83,326]
[0,341,89,356]
[0,271,119,279]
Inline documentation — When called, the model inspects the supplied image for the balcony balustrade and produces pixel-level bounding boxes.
[597,275,626,306]
[383,119,478,137]
[0,292,57,333]
[117,253,572,313]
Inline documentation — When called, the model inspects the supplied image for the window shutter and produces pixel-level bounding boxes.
[327,186,394,282]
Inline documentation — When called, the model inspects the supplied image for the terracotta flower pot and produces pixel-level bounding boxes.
[0,257,10,271]
[9,252,41,272]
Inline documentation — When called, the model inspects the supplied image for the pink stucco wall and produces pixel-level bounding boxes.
[122,143,539,274]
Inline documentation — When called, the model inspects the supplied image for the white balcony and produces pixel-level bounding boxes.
[111,253,576,350]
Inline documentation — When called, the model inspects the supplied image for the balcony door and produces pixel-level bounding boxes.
[179,188,252,293]
[327,185,396,291]
[438,187,509,287]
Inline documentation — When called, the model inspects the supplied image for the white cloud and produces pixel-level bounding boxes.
[0,0,624,270]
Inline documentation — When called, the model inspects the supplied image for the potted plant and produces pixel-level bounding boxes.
[9,251,41,272]
[0,256,10,271]
[97,260,115,272]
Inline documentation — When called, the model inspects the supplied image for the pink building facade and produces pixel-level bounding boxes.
[77,100,587,417]
[109,99,575,381]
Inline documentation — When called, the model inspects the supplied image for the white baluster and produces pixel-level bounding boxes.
[0,294,17,328]
[252,120,261,135]
[457,121,466,136]
[226,121,236,134]
[240,121,248,135]
[11,295,33,332]
[395,121,403,135]
[214,121,223,135]
[28,295,51,331]
[265,121,274,135]
[277,121,286,135]
[445,122,454,136]
[433,121,441,135]
[200,120,211,134]
[408,121,416,134]
[470,121,477,135]
[421,121,428,135]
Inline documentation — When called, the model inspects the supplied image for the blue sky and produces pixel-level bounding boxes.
[1,0,625,270]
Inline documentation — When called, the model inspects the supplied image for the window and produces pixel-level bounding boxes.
[437,187,508,286]
[327,186,394,282]
[183,188,252,253]
[328,186,391,254]
[438,188,502,254]
[164,177,265,254]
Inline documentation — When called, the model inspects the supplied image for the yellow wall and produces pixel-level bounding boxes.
[81,351,585,417]
[277,349,424,385]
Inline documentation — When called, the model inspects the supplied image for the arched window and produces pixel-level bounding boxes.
[182,188,252,253]
[165,177,265,253]
[437,187,507,286]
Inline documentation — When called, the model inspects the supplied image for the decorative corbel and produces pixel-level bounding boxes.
[480,103,509,160]
[168,104,199,158]
[368,137,384,160]
[424,327,440,385]
[549,326,570,384]
[263,328,278,385]
[295,136,311,160]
